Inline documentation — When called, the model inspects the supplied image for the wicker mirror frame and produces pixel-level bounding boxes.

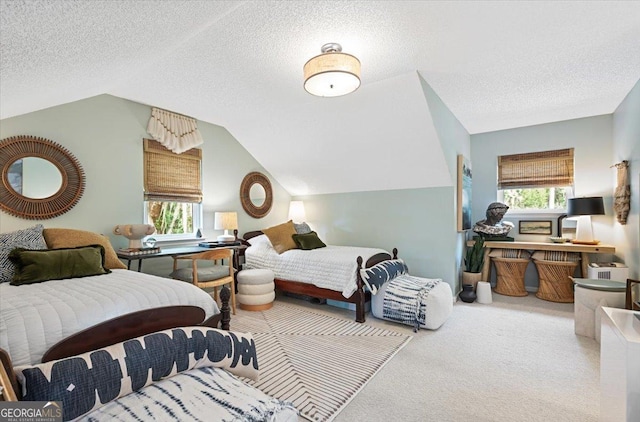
[0,135,85,220]
[240,171,273,218]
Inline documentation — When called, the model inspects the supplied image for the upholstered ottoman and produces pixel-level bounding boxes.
[237,269,275,311]
[371,279,453,330]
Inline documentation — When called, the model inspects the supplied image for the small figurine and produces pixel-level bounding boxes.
[473,202,514,238]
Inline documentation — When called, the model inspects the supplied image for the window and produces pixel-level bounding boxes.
[497,148,574,212]
[143,139,202,241]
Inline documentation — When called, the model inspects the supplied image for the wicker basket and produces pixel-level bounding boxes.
[534,260,578,303]
[492,257,530,297]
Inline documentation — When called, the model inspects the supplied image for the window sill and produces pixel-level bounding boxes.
[505,210,566,218]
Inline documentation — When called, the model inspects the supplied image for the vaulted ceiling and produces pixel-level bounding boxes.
[2,1,639,195]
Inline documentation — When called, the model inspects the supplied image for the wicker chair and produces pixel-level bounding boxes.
[490,249,530,297]
[532,251,580,303]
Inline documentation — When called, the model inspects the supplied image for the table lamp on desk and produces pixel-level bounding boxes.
[567,196,605,245]
[214,211,238,242]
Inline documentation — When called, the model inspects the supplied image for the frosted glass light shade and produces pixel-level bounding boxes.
[288,201,306,223]
[214,211,238,242]
[304,44,360,97]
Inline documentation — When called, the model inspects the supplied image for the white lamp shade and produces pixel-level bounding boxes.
[214,212,238,230]
[288,201,306,223]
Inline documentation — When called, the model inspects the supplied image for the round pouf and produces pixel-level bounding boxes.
[237,269,275,311]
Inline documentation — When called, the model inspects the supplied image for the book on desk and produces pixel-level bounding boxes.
[118,247,161,256]
[198,241,241,248]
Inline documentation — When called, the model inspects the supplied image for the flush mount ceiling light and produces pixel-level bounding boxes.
[303,43,361,97]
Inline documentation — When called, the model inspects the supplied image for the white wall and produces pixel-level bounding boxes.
[612,79,640,278]
[0,94,291,274]
[471,115,617,289]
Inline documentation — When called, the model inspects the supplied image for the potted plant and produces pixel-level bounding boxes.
[463,237,485,291]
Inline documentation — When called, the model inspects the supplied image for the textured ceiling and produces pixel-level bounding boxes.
[2,1,639,195]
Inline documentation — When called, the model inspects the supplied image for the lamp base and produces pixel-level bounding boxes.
[217,234,236,242]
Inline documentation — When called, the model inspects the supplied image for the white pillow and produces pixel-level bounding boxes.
[247,234,273,248]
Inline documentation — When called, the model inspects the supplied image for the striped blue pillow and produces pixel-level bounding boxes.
[360,259,408,295]
[15,327,258,421]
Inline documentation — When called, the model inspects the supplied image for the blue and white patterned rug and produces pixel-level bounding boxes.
[231,302,412,422]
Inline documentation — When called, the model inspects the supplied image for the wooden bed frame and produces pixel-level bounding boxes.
[0,286,232,401]
[241,230,397,323]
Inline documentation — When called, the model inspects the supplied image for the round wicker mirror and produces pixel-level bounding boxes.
[0,135,85,219]
[240,172,273,218]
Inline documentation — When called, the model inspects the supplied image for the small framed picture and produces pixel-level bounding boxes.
[519,220,552,235]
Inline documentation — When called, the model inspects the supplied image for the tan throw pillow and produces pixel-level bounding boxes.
[43,228,127,270]
[262,220,297,254]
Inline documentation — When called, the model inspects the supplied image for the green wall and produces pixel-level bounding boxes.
[0,94,291,274]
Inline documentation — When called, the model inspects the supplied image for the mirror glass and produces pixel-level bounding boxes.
[8,157,63,199]
[249,183,266,206]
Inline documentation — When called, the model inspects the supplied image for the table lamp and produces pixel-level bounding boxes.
[288,200,306,223]
[567,197,604,245]
[214,211,238,242]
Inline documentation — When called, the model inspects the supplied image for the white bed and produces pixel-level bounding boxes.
[0,269,218,366]
[245,234,388,298]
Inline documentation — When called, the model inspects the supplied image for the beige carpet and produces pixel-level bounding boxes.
[231,292,600,422]
[230,302,412,422]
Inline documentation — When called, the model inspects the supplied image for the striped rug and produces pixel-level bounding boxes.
[231,302,412,422]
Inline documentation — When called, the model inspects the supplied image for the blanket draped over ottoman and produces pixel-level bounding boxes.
[382,274,442,332]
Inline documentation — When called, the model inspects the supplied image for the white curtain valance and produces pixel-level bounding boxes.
[146,107,203,154]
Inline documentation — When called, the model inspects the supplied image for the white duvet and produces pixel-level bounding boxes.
[244,235,389,298]
[0,269,219,366]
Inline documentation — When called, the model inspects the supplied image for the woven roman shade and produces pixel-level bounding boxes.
[498,148,574,189]
[143,139,202,203]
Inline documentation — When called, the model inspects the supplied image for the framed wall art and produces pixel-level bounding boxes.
[519,220,552,235]
[457,154,472,231]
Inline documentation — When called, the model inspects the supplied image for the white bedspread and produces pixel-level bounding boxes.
[245,241,388,298]
[0,269,219,366]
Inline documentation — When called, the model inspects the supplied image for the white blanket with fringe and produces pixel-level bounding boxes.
[382,274,441,332]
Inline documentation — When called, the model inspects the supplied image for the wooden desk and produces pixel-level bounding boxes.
[117,244,247,272]
[467,241,615,281]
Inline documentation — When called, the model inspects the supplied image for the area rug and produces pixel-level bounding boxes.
[231,302,412,422]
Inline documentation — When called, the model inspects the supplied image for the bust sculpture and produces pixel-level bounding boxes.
[473,202,514,238]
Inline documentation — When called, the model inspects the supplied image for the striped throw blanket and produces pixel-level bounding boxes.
[383,274,441,332]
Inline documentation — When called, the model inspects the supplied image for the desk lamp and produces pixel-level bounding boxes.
[567,197,604,245]
[215,212,238,242]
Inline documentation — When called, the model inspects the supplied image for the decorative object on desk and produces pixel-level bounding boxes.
[549,237,569,243]
[613,160,630,225]
[214,212,238,242]
[567,196,604,245]
[459,284,477,303]
[518,220,552,235]
[113,224,156,249]
[144,237,157,248]
[473,202,514,239]
[240,172,273,218]
[288,200,306,223]
[463,237,485,290]
[457,154,472,232]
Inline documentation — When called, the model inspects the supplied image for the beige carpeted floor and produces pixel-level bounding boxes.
[231,291,600,422]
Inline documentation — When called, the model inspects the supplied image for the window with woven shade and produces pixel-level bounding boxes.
[143,139,203,238]
[497,148,574,211]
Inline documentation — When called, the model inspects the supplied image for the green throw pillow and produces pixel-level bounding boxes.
[9,244,111,285]
[292,231,326,250]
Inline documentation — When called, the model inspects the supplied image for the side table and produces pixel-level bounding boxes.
[572,278,626,341]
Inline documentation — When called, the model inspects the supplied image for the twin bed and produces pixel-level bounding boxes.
[0,226,298,421]
[242,230,397,323]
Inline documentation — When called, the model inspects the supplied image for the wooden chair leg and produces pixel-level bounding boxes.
[213,286,219,302]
